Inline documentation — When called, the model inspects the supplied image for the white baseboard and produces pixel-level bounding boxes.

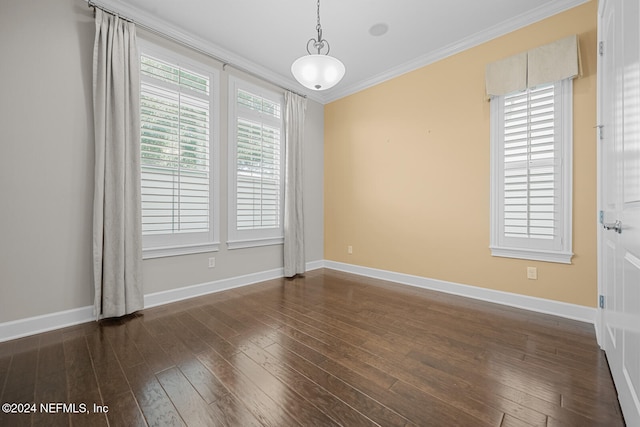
[0,260,325,343]
[143,267,284,309]
[305,259,325,271]
[0,306,95,344]
[145,260,327,309]
[0,259,596,342]
[324,260,597,324]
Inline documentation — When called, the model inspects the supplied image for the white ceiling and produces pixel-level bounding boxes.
[95,0,589,103]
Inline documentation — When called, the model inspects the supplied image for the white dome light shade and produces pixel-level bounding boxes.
[291,54,345,91]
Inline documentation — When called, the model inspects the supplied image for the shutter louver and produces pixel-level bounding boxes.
[503,84,557,241]
[235,90,282,231]
[140,55,211,236]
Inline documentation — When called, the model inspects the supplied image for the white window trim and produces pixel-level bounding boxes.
[226,237,284,250]
[138,39,221,259]
[489,79,573,264]
[227,76,285,249]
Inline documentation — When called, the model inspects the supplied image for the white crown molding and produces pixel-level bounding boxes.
[88,0,588,105]
[321,0,591,103]
[87,0,325,103]
[323,260,597,325]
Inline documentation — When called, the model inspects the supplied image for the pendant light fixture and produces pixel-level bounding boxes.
[291,0,345,91]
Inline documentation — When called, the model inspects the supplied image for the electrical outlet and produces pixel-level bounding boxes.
[347,245,353,254]
[527,267,537,280]
[208,257,215,268]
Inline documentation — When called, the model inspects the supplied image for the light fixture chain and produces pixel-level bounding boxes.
[312,0,327,54]
[292,0,345,91]
[316,0,323,52]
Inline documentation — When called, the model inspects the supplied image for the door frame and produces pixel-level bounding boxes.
[595,0,606,350]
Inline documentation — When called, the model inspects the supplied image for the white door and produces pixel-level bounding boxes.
[598,0,640,425]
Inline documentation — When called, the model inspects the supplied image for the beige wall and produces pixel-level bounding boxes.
[324,1,598,307]
[0,0,324,323]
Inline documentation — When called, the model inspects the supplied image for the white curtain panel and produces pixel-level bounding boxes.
[283,92,308,278]
[92,9,143,319]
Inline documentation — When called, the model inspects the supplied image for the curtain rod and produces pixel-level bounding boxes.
[87,1,307,99]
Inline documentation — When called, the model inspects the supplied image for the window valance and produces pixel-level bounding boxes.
[485,35,581,97]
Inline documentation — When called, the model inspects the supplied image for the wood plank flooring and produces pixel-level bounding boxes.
[0,269,626,426]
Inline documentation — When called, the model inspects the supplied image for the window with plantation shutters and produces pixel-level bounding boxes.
[228,77,284,249]
[139,43,219,258]
[490,79,573,264]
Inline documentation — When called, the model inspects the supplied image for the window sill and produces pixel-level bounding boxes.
[490,246,573,264]
[143,242,220,259]
[227,237,283,250]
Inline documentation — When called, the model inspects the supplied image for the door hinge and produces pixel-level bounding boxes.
[599,210,604,225]
[599,294,605,309]
[599,41,604,56]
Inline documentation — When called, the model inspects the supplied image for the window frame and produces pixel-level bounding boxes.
[489,78,573,264]
[138,39,221,259]
[227,76,285,249]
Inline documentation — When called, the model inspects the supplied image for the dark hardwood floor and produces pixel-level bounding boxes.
[0,269,625,426]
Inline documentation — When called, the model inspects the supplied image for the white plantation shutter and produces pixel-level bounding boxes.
[503,84,557,240]
[228,78,284,248]
[490,79,573,264]
[139,48,219,257]
[237,118,281,230]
